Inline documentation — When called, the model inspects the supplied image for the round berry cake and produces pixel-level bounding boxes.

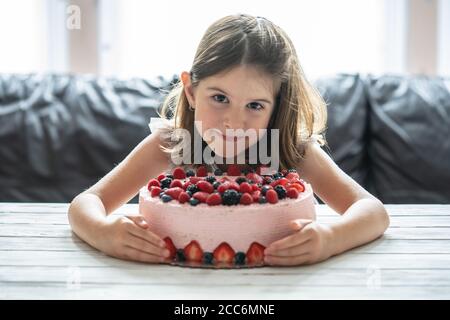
[139,165,316,268]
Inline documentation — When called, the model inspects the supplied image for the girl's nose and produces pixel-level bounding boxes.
[223,107,245,131]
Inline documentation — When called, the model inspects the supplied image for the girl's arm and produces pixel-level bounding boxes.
[68,131,171,262]
[265,142,390,265]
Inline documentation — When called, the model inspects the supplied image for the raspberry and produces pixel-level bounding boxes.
[196,166,208,177]
[169,179,183,188]
[173,167,186,179]
[285,172,300,180]
[197,180,214,193]
[227,164,241,176]
[206,193,222,206]
[251,184,259,192]
[251,190,261,202]
[178,192,191,204]
[239,193,253,205]
[287,188,299,199]
[266,189,278,204]
[217,183,228,194]
[246,172,263,184]
[239,182,252,194]
[182,181,192,190]
[150,186,162,197]
[157,173,166,181]
[147,179,160,191]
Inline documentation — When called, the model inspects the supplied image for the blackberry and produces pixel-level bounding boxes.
[258,196,267,204]
[186,169,195,177]
[274,185,287,199]
[214,168,223,176]
[205,175,216,184]
[221,189,241,206]
[166,174,174,180]
[160,177,173,189]
[189,198,200,206]
[213,181,221,189]
[288,168,297,173]
[261,185,271,195]
[176,249,185,262]
[235,177,247,185]
[202,252,214,265]
[161,194,172,202]
[234,252,246,265]
[186,184,199,194]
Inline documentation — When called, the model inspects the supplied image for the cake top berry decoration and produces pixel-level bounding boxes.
[147,166,305,206]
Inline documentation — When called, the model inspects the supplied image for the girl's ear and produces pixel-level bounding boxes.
[181,71,196,107]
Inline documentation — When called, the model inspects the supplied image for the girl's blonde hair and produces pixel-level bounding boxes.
[158,14,327,171]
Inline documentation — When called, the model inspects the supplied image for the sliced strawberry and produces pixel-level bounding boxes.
[197,180,214,193]
[206,193,222,206]
[165,187,184,200]
[184,240,203,262]
[239,182,252,194]
[196,166,208,177]
[213,242,235,263]
[286,183,304,193]
[182,181,192,190]
[163,237,176,260]
[173,167,186,179]
[266,189,278,204]
[147,179,161,190]
[286,188,299,199]
[291,179,305,192]
[157,173,166,182]
[270,177,288,187]
[240,193,253,205]
[169,179,183,188]
[193,191,209,203]
[227,164,241,176]
[150,186,162,197]
[246,172,263,184]
[246,242,265,264]
[178,192,191,204]
[251,190,261,202]
[189,176,204,184]
[285,172,300,181]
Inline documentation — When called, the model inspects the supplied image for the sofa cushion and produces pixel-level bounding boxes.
[366,75,450,203]
[315,74,370,188]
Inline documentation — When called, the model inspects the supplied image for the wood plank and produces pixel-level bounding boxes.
[1,250,450,269]
[2,236,450,254]
[1,282,449,299]
[1,266,450,287]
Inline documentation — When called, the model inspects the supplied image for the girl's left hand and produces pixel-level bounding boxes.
[264,219,334,266]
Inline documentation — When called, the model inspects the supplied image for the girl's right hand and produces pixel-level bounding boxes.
[99,215,170,263]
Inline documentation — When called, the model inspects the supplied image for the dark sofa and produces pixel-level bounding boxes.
[1,73,449,204]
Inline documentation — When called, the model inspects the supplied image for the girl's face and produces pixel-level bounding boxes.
[181,65,279,161]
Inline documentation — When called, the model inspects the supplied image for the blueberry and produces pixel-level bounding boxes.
[176,249,185,262]
[202,252,214,264]
[186,169,195,177]
[234,252,246,265]
[261,185,271,195]
[166,174,174,180]
[189,198,200,206]
[288,168,297,173]
[272,172,283,180]
[161,194,173,202]
[186,184,199,194]
[214,168,223,176]
[213,181,221,189]
[205,175,216,183]
[159,192,165,198]
[259,196,267,204]
[235,177,247,185]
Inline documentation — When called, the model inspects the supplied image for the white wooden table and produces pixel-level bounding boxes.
[1,203,449,299]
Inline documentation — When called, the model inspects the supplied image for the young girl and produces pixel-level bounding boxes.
[68,14,389,266]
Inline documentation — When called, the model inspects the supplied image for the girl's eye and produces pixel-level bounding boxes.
[247,102,264,111]
[212,94,228,103]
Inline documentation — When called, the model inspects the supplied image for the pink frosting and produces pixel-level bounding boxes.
[139,182,316,253]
